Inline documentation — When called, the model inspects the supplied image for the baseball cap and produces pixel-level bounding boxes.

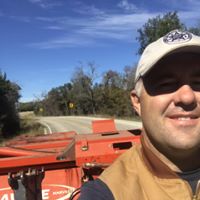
[135,29,200,83]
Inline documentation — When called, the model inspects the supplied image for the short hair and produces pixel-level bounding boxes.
[134,78,143,97]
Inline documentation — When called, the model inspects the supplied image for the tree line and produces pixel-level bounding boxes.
[0,72,21,138]
[31,64,137,117]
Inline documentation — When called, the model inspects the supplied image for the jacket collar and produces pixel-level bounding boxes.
[140,134,179,179]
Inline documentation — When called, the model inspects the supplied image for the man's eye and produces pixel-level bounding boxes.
[158,81,176,88]
[151,81,179,94]
[143,78,178,96]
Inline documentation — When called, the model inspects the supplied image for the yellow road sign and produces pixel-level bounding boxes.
[69,103,74,109]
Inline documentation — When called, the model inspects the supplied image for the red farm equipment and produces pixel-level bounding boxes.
[0,119,141,200]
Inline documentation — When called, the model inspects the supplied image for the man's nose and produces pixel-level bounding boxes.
[173,85,197,110]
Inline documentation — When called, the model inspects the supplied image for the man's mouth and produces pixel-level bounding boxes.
[176,116,198,121]
[167,114,199,125]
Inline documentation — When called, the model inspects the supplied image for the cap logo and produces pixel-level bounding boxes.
[163,30,192,44]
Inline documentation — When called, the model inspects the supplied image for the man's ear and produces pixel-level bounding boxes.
[130,90,141,116]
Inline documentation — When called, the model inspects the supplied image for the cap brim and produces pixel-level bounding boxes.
[140,45,200,80]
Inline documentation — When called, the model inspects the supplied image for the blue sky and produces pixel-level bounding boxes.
[1,0,200,102]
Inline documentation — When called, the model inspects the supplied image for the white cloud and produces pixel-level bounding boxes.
[117,0,137,12]
[73,3,105,16]
[28,0,62,9]
[35,16,56,22]
[45,25,64,30]
[29,35,96,49]
[28,0,200,49]
[28,2,158,49]
[30,11,158,49]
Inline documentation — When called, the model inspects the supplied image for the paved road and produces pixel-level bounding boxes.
[38,116,142,134]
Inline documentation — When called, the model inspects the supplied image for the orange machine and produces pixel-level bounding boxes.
[0,119,141,200]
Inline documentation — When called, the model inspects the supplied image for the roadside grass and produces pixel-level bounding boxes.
[0,112,44,146]
[19,112,44,136]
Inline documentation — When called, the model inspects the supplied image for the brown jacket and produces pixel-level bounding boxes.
[99,138,199,200]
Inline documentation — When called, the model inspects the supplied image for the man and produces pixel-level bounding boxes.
[78,30,200,200]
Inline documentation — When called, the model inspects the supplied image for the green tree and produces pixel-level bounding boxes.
[188,27,200,36]
[122,65,136,91]
[38,62,99,116]
[0,72,21,138]
[137,11,185,54]
[40,83,74,116]
[71,63,98,115]
[99,70,131,117]
[19,101,36,112]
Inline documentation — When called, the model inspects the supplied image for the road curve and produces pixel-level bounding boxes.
[38,116,142,134]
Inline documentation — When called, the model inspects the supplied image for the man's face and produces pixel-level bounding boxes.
[132,53,200,155]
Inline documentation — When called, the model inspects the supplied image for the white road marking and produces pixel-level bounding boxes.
[39,122,53,134]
